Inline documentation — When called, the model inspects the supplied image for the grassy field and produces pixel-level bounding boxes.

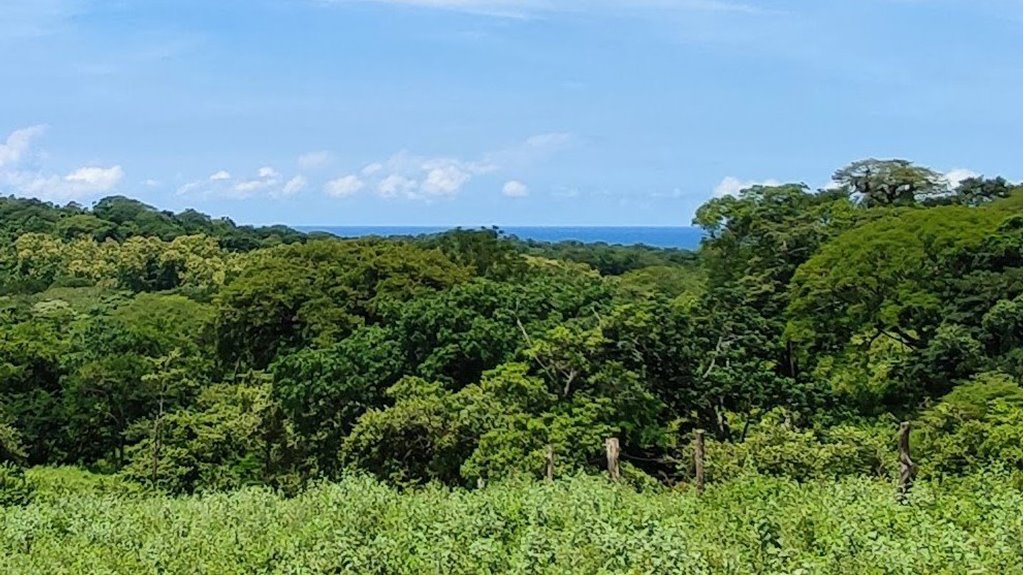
[1,471,1020,574]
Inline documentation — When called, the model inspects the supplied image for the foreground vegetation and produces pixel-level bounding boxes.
[1,471,1019,574]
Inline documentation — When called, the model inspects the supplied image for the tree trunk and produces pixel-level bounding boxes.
[151,386,165,486]
[694,429,705,495]
[897,421,915,501]
[605,437,620,481]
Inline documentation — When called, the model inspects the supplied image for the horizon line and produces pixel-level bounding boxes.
[292,224,703,229]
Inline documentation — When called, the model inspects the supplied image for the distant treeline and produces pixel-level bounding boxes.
[0,195,306,250]
[1,194,696,276]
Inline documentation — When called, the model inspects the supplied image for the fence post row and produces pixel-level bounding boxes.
[605,437,620,481]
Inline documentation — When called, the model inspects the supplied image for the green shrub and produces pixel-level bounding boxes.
[24,466,142,500]
[684,410,895,482]
[917,372,1023,476]
[0,472,1019,574]
[0,462,33,506]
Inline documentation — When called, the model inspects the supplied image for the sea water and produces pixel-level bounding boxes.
[298,226,704,250]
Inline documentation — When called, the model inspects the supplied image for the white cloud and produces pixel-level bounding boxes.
[484,132,574,171]
[361,162,384,176]
[943,168,978,189]
[325,174,364,197]
[64,165,124,190]
[713,176,781,198]
[337,153,493,200]
[8,165,125,202]
[502,179,528,197]
[143,179,162,187]
[298,151,331,170]
[234,179,272,194]
[339,133,570,201]
[420,161,474,197]
[0,125,46,168]
[176,181,203,196]
[377,174,418,198]
[281,175,307,196]
[0,126,124,202]
[524,132,572,150]
[650,187,686,199]
[232,167,280,196]
[181,165,301,199]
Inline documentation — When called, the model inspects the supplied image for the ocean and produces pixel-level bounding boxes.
[296,226,704,250]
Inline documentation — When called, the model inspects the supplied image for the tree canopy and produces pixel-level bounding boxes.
[0,161,1019,493]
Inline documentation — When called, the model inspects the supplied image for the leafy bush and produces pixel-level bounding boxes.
[0,472,1019,574]
[683,410,895,482]
[121,379,287,494]
[24,465,141,500]
[917,372,1023,477]
[0,462,33,506]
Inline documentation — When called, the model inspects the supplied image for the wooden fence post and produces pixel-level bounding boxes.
[545,444,555,481]
[694,429,705,495]
[605,437,620,481]
[897,421,915,501]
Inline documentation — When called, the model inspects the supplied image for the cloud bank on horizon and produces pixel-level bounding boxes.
[0,125,124,203]
[0,0,1019,225]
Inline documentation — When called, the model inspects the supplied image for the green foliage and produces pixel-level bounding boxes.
[0,461,33,506]
[515,238,698,275]
[4,232,234,294]
[0,163,1020,498]
[24,465,141,500]
[615,264,705,300]
[0,311,72,464]
[832,158,945,207]
[788,196,1022,405]
[691,183,857,435]
[414,227,528,278]
[0,412,27,464]
[271,326,404,477]
[684,411,895,483]
[0,473,1019,574]
[215,239,470,369]
[109,292,215,356]
[917,372,1023,477]
[809,331,912,413]
[0,194,305,247]
[122,375,288,494]
[387,266,611,388]
[340,376,462,485]
[927,176,1018,207]
[789,199,1020,352]
[342,359,648,486]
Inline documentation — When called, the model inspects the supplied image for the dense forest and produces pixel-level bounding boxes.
[0,159,1019,495]
[0,159,1021,572]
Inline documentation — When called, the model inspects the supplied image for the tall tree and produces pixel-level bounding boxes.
[832,159,944,207]
[787,193,1022,405]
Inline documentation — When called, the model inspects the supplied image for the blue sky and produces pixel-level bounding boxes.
[1,0,1020,225]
